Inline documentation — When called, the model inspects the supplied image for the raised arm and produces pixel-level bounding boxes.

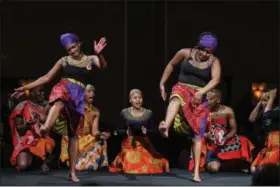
[249,101,262,123]
[224,107,237,141]
[159,48,191,100]
[11,59,63,98]
[264,89,277,113]
[90,37,108,69]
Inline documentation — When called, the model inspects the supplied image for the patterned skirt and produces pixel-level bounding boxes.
[188,135,255,172]
[10,130,55,166]
[60,134,108,170]
[171,83,210,137]
[109,136,169,174]
[252,131,280,167]
[49,78,86,134]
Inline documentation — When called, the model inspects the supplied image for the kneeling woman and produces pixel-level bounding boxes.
[59,84,109,171]
[109,89,169,174]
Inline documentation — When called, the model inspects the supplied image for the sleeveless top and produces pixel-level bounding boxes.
[178,49,214,87]
[61,56,92,84]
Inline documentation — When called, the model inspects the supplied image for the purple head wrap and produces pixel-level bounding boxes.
[60,33,78,47]
[199,34,217,49]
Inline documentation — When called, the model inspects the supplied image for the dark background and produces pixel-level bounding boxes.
[0,0,279,168]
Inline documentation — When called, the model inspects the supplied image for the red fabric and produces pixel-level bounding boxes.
[188,117,255,172]
[171,83,210,135]
[49,79,70,104]
[9,101,55,166]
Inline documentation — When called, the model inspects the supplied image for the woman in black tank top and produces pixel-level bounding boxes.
[158,32,221,182]
[11,33,108,182]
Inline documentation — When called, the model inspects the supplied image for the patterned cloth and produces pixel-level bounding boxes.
[171,83,210,137]
[60,104,108,171]
[252,131,280,167]
[189,117,255,172]
[9,101,55,167]
[109,136,169,174]
[109,108,169,174]
[49,78,86,135]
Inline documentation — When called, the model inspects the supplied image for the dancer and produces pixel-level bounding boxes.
[60,84,110,170]
[159,32,221,182]
[9,85,55,171]
[189,89,255,173]
[251,89,279,173]
[109,89,169,174]
[11,33,107,182]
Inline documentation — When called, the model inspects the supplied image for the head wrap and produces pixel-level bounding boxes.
[129,89,142,97]
[86,84,95,91]
[199,34,217,49]
[60,33,78,47]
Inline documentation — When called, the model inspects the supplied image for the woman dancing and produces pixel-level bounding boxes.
[158,32,221,182]
[11,33,107,182]
[60,84,110,170]
[109,89,169,174]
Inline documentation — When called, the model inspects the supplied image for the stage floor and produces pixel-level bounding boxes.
[0,168,252,186]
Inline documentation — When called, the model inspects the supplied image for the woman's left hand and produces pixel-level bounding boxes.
[100,132,110,140]
[142,126,147,135]
[193,91,204,106]
[94,37,107,55]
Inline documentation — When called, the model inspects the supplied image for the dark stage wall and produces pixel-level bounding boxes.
[1,1,279,167]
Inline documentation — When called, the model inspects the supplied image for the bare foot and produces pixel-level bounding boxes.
[69,173,80,182]
[159,121,169,138]
[241,169,249,174]
[40,125,49,137]
[193,173,201,182]
[251,166,256,174]
[41,163,50,172]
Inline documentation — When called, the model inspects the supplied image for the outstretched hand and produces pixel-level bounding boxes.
[94,37,107,55]
[11,87,25,99]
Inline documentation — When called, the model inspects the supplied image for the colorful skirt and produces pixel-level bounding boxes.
[252,131,280,167]
[171,83,210,136]
[10,130,55,166]
[60,134,108,171]
[188,135,255,172]
[49,78,86,134]
[109,136,169,174]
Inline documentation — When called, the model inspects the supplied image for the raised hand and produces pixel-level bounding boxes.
[11,87,25,99]
[94,37,107,55]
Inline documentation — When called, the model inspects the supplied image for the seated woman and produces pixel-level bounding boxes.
[59,84,109,171]
[109,89,169,174]
[189,89,255,173]
[9,85,55,171]
[251,89,279,173]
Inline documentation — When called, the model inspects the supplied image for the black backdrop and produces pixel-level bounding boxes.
[1,0,279,168]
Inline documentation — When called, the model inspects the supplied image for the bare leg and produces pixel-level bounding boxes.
[40,101,64,135]
[192,136,202,182]
[159,98,180,138]
[207,161,221,173]
[16,152,32,171]
[68,135,79,182]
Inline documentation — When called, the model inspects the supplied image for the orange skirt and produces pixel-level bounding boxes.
[252,131,280,167]
[10,130,55,166]
[109,136,169,174]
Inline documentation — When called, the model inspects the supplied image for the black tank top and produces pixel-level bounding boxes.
[178,49,213,87]
[61,56,92,84]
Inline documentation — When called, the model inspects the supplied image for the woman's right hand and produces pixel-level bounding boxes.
[11,87,25,99]
[160,84,167,101]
